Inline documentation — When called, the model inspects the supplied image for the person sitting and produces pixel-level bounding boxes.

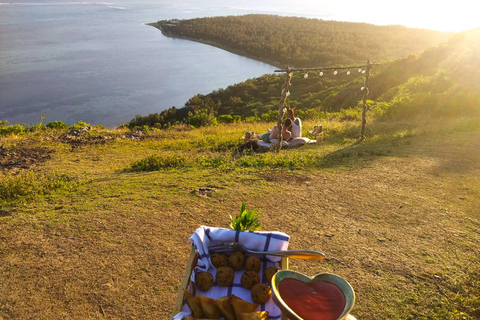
[286,107,302,139]
[257,118,292,143]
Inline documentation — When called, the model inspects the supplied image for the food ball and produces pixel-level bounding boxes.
[251,283,271,304]
[264,266,279,283]
[241,270,260,289]
[245,256,261,273]
[228,251,245,271]
[216,267,235,287]
[211,253,229,268]
[195,272,214,291]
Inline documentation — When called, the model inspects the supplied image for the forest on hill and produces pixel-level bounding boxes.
[155,15,453,67]
[134,19,478,129]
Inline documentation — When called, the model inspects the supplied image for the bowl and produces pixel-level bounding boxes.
[271,270,355,320]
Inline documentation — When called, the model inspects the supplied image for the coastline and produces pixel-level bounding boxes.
[146,22,284,69]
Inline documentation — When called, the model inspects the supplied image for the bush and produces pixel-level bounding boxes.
[128,154,187,171]
[217,114,234,124]
[69,121,91,129]
[0,171,76,202]
[0,122,26,136]
[185,109,217,128]
[46,121,69,129]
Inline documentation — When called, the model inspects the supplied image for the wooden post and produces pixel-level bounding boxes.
[360,59,371,141]
[274,66,293,152]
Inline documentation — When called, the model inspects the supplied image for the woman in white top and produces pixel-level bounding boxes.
[286,108,302,139]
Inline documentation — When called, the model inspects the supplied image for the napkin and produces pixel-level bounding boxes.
[171,225,290,320]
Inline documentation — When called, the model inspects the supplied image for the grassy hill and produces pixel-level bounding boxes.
[153,15,453,68]
[134,28,479,130]
[1,113,479,319]
[1,18,479,320]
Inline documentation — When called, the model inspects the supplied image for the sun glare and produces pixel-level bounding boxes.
[298,0,479,32]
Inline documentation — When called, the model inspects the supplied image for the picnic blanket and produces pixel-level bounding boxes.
[256,137,316,149]
[171,226,290,320]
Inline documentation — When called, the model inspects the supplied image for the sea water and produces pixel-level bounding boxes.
[0,0,336,126]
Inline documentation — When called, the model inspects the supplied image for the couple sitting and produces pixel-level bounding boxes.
[257,108,302,143]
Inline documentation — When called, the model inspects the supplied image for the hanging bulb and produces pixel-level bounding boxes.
[358,68,362,73]
[346,70,351,75]
[286,90,291,97]
[361,87,365,91]
[304,73,308,79]
[362,70,366,74]
[319,71,324,76]
[333,70,338,75]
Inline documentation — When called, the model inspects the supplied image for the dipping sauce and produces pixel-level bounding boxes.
[278,278,346,320]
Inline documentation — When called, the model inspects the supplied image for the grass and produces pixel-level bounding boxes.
[0,115,479,319]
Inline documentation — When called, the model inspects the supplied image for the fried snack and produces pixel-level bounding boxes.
[210,253,229,268]
[245,256,261,273]
[228,251,245,271]
[216,266,235,287]
[184,289,203,318]
[198,295,221,319]
[238,311,269,320]
[251,283,271,304]
[263,266,279,283]
[241,270,260,290]
[214,296,236,320]
[231,294,258,319]
[196,272,214,292]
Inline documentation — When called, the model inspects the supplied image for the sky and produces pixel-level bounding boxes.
[238,0,480,32]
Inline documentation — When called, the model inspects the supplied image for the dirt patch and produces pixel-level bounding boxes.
[0,141,54,174]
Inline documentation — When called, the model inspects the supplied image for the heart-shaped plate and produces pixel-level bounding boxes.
[271,270,355,320]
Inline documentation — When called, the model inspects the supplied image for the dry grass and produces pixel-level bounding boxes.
[0,118,479,319]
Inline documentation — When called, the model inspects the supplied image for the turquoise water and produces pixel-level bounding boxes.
[1,1,295,126]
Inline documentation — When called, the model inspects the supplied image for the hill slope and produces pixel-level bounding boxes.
[153,15,453,67]
[133,28,479,128]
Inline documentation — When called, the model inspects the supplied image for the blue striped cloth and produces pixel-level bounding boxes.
[171,226,290,320]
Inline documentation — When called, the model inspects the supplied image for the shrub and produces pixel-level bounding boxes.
[128,154,187,171]
[0,171,76,202]
[69,121,91,129]
[217,114,234,124]
[185,109,217,128]
[0,122,26,136]
[46,121,69,129]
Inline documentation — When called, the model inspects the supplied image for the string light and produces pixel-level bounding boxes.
[286,90,291,97]
[304,73,308,79]
[362,70,366,74]
[346,70,351,75]
[361,87,365,91]
[333,70,338,75]
[358,68,362,73]
[319,71,324,76]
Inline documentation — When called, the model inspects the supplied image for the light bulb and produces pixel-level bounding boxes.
[319,71,324,76]
[304,73,308,79]
[358,68,362,73]
[333,70,338,75]
[361,87,365,91]
[362,70,366,74]
[347,70,351,75]
[286,90,290,97]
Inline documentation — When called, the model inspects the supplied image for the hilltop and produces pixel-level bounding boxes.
[152,15,453,68]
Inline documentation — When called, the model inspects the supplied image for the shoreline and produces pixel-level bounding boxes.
[146,22,284,69]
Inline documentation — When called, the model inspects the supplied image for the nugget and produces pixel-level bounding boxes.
[241,270,260,289]
[211,253,229,268]
[228,251,245,271]
[263,266,279,283]
[196,272,214,292]
[251,283,271,304]
[216,266,235,287]
[245,256,261,272]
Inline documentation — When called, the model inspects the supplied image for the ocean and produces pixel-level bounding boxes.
[1,1,316,126]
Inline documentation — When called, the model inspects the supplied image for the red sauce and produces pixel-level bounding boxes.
[278,278,346,320]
